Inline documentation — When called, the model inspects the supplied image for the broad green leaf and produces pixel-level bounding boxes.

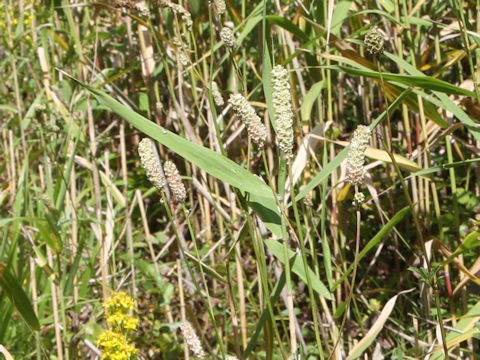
[237,16,262,45]
[332,206,411,291]
[449,231,480,260]
[68,77,283,236]
[324,53,447,127]
[377,0,394,12]
[0,262,40,331]
[331,1,352,36]
[266,15,309,42]
[301,81,325,121]
[327,65,476,97]
[264,239,332,299]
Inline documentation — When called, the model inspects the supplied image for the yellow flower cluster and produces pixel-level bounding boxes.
[103,292,135,316]
[97,292,138,360]
[0,1,34,43]
[97,330,138,360]
[106,311,139,331]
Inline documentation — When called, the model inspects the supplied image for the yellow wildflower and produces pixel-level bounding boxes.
[106,311,139,331]
[103,292,138,332]
[97,330,137,360]
[103,292,135,314]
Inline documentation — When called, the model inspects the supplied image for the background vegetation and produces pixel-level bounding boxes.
[1,0,480,359]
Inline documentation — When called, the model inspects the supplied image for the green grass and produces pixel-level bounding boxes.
[1,0,480,359]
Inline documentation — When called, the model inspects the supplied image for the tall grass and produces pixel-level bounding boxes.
[1,0,480,359]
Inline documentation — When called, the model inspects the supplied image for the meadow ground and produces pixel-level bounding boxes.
[1,0,480,359]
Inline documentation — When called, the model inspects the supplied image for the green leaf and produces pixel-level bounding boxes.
[67,76,283,236]
[266,15,309,42]
[264,239,332,299]
[331,1,353,36]
[301,81,325,122]
[0,262,40,331]
[384,52,480,142]
[448,231,480,260]
[332,206,411,291]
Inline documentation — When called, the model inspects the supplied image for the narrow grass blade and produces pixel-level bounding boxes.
[0,262,40,331]
[327,65,476,97]
[408,158,480,179]
[384,52,480,142]
[346,290,412,360]
[66,75,283,237]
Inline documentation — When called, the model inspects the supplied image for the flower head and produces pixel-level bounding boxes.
[163,161,187,203]
[163,1,193,30]
[229,94,267,148]
[220,27,235,47]
[211,81,224,107]
[271,65,294,155]
[103,292,138,332]
[138,138,166,191]
[353,192,365,207]
[213,0,226,14]
[346,125,371,185]
[181,321,206,359]
[97,330,137,360]
[364,26,384,55]
[172,36,189,66]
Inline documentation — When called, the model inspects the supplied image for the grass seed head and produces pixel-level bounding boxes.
[364,26,384,55]
[214,0,226,14]
[271,64,294,156]
[211,81,224,106]
[164,161,187,203]
[138,138,166,191]
[172,36,189,66]
[229,94,267,148]
[220,26,235,47]
[346,125,371,185]
[180,321,206,359]
[162,0,193,30]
